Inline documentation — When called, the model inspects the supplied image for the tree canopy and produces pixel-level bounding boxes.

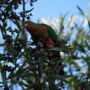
[0,0,90,90]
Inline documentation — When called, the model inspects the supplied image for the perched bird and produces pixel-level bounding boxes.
[24,21,65,76]
[24,21,59,48]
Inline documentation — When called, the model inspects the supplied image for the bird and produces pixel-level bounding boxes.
[24,21,65,76]
[24,21,59,48]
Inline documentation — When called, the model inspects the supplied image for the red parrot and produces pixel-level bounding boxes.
[24,21,59,48]
[24,21,65,76]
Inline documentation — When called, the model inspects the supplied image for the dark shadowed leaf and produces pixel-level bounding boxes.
[19,8,34,14]
[77,5,85,16]
[76,43,86,53]
[85,41,90,50]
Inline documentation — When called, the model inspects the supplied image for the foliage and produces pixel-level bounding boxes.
[0,1,90,90]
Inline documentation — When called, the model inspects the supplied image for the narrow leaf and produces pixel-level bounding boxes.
[77,5,85,15]
[85,41,90,50]
[19,8,34,14]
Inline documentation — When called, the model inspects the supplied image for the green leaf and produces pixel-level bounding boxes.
[14,31,20,46]
[85,41,90,50]
[19,8,34,14]
[58,15,64,37]
[19,71,34,78]
[1,71,7,86]
[18,81,28,87]
[76,43,86,53]
[50,46,72,52]
[87,18,90,28]
[77,5,85,16]
[54,75,71,84]
[49,81,57,90]
[54,75,71,79]
[2,61,8,66]
[50,47,62,51]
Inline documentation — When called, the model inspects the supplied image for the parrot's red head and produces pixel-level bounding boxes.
[24,23,30,30]
[24,21,31,29]
[24,21,36,31]
[24,23,29,27]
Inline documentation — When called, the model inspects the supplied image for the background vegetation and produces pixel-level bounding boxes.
[0,0,90,90]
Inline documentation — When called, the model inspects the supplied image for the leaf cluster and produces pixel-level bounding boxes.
[0,1,90,90]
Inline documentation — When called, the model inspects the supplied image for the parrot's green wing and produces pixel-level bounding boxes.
[41,24,59,42]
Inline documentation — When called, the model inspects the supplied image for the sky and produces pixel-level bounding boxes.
[25,0,90,22]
